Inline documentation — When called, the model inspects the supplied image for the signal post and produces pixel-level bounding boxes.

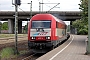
[12,0,21,54]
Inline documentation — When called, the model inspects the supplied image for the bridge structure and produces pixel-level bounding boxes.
[0,11,81,33]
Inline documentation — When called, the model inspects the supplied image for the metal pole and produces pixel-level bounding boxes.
[15,4,19,54]
[0,22,1,34]
[30,1,32,18]
[42,0,43,11]
[39,2,41,13]
[87,0,90,54]
[0,20,1,34]
[27,1,32,19]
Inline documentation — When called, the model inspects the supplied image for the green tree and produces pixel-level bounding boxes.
[72,0,88,35]
[0,22,2,33]
[0,22,2,25]
[79,0,88,24]
[1,22,8,30]
[67,25,70,32]
[23,24,28,33]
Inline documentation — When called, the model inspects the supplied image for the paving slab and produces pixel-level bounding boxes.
[37,35,90,60]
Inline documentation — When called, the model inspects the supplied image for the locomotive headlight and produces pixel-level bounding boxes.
[32,37,34,39]
[31,37,35,39]
[47,37,50,39]
[46,36,50,39]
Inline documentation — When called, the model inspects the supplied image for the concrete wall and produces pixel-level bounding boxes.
[8,19,22,34]
[18,20,22,34]
[8,19,14,33]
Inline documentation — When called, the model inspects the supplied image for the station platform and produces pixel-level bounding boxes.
[36,35,90,60]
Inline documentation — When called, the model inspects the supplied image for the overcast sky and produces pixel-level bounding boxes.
[0,0,80,11]
[0,0,81,26]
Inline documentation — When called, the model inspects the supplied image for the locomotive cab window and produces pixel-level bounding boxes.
[31,20,51,28]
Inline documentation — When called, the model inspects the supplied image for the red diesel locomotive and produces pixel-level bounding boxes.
[28,14,68,53]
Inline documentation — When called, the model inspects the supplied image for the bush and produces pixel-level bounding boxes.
[0,47,15,59]
[78,28,88,35]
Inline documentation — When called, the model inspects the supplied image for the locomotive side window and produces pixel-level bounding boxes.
[31,20,51,28]
[56,22,58,28]
[56,22,65,29]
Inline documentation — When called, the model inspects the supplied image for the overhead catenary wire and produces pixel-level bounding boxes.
[18,7,30,16]
[46,3,60,13]
[37,0,60,12]
[46,0,50,2]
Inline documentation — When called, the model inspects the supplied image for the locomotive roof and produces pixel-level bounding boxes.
[31,13,66,25]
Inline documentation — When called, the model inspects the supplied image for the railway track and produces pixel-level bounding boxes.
[0,34,39,60]
[22,53,37,60]
[0,35,28,51]
[0,36,29,60]
[21,36,70,60]
[21,39,68,60]
[0,36,27,44]
[0,36,27,40]
[0,34,70,60]
[22,53,44,60]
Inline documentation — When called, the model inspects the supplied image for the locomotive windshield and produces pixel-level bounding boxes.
[31,20,51,28]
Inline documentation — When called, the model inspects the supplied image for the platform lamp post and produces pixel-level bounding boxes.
[12,0,21,54]
[87,0,90,54]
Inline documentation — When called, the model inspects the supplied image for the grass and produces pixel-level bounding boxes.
[0,34,27,38]
[19,50,29,55]
[0,47,15,59]
[0,34,14,38]
[0,47,29,60]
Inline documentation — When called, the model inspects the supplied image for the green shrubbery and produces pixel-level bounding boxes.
[0,47,15,59]
[0,47,29,60]
[78,28,88,35]
[72,0,88,35]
